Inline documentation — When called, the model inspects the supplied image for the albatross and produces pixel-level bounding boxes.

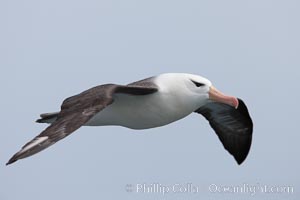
[7,73,253,165]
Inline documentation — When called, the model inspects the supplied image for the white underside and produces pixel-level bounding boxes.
[85,94,192,129]
[85,74,206,129]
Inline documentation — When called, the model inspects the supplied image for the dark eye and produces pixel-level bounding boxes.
[191,80,205,87]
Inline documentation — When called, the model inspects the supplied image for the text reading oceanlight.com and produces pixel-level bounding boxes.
[125,182,294,196]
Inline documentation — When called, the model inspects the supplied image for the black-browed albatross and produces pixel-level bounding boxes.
[7,73,253,165]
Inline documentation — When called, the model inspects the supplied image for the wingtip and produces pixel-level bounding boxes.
[6,158,17,166]
[6,151,24,166]
[234,155,247,165]
[236,159,244,165]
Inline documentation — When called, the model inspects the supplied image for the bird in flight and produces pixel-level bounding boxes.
[7,73,253,165]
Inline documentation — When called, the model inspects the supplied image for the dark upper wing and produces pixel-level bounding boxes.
[195,98,253,165]
[7,83,158,165]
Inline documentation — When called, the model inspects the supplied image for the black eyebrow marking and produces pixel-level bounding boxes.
[191,80,205,87]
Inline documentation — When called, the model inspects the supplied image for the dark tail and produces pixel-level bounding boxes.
[36,112,59,123]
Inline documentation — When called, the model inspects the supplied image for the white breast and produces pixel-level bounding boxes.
[85,74,202,129]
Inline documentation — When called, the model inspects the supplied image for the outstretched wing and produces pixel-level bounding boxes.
[7,83,158,165]
[195,98,253,165]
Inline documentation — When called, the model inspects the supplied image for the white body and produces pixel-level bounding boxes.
[86,73,211,129]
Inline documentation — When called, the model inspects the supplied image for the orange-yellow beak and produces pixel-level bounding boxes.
[209,86,239,109]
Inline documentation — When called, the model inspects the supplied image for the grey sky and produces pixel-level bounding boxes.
[1,0,299,199]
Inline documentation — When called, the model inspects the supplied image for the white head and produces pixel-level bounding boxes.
[156,73,239,109]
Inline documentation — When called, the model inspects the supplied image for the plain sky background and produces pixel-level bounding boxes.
[1,0,299,199]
